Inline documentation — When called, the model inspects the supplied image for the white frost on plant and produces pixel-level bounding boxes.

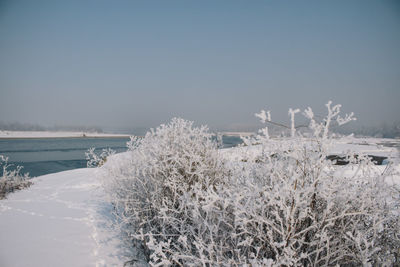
[303,101,357,139]
[323,100,347,139]
[255,110,267,123]
[337,111,357,126]
[85,148,115,168]
[288,108,300,137]
[304,106,323,137]
[258,126,270,139]
[0,155,31,199]
[100,103,398,266]
[255,109,271,124]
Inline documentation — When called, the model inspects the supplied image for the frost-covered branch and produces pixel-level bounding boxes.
[255,109,271,123]
[288,108,300,137]
[0,155,32,199]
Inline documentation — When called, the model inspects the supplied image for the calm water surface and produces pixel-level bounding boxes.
[0,136,243,177]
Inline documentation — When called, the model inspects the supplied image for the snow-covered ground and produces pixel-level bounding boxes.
[221,136,400,163]
[0,168,135,267]
[0,137,399,267]
[218,131,254,137]
[0,130,130,139]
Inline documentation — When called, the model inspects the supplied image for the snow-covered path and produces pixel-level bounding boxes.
[0,168,132,267]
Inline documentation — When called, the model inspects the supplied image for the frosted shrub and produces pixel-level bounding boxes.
[227,102,399,266]
[0,155,31,199]
[102,118,228,265]
[85,147,115,168]
[103,104,399,266]
[227,146,399,266]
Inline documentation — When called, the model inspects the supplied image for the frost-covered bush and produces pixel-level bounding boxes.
[103,104,400,266]
[0,155,32,199]
[85,147,115,168]
[102,118,228,264]
[225,102,399,266]
[226,143,399,266]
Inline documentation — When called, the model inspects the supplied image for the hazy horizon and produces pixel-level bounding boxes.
[1,1,399,131]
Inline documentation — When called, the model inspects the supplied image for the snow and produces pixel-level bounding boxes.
[218,131,253,137]
[221,137,400,162]
[0,130,130,139]
[0,168,136,267]
[0,136,398,266]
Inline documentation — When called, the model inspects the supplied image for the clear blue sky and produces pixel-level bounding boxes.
[0,0,399,131]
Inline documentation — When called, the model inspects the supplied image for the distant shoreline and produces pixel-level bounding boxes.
[0,130,256,139]
[0,130,131,139]
[0,136,131,140]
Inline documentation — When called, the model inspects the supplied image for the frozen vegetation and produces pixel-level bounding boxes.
[1,102,399,266]
[99,102,399,266]
[0,155,31,199]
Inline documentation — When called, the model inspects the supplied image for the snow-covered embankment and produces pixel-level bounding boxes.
[0,168,133,267]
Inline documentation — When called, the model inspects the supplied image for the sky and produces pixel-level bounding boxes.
[0,0,399,132]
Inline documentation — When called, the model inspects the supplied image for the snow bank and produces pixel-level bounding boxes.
[0,168,136,267]
[221,137,399,162]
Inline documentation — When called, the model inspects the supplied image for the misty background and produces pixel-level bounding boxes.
[0,1,399,136]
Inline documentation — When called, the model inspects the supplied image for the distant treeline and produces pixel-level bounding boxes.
[0,122,103,133]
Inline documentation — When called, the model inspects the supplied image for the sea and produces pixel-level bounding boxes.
[0,136,243,177]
